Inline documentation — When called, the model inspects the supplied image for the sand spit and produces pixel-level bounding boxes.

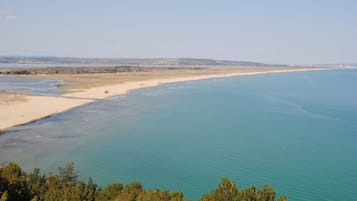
[0,95,93,132]
[0,67,343,132]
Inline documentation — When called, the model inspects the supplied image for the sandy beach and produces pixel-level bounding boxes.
[0,95,93,133]
[0,67,337,132]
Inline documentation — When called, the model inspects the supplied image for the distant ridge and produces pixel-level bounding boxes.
[314,63,357,67]
[0,56,286,67]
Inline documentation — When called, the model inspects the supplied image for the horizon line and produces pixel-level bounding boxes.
[1,55,356,66]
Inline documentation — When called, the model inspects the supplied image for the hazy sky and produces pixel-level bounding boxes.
[1,0,356,64]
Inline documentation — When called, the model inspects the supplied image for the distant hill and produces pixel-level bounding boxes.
[0,56,286,67]
[314,63,357,67]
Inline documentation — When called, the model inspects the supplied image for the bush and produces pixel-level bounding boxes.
[0,163,287,201]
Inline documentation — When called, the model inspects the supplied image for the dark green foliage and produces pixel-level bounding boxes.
[201,178,288,201]
[0,163,287,201]
[13,70,31,75]
[26,168,47,201]
[201,178,239,201]
[58,162,78,182]
[96,183,123,201]
[0,163,31,201]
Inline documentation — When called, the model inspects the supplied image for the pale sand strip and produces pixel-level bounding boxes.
[0,96,94,132]
[0,67,335,132]
[63,68,325,99]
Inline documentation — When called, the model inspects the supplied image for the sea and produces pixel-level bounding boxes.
[0,69,356,200]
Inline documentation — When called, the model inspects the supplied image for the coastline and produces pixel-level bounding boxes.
[0,67,343,132]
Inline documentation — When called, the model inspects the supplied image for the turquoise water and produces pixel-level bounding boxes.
[1,70,357,200]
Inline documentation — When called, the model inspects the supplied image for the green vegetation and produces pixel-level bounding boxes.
[0,163,287,201]
[12,70,32,75]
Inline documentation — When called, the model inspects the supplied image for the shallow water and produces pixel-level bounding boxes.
[1,70,356,200]
[0,63,118,68]
[0,76,64,96]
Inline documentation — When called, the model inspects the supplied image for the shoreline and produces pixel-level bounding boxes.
[62,67,337,99]
[0,67,347,132]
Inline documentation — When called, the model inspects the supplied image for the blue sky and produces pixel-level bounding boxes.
[0,0,356,64]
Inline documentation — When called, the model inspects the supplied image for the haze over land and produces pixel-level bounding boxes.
[1,56,356,69]
[0,56,285,67]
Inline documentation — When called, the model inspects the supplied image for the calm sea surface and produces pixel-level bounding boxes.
[1,70,356,200]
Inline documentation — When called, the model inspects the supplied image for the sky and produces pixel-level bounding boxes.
[0,0,356,64]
